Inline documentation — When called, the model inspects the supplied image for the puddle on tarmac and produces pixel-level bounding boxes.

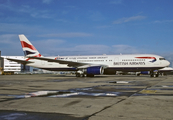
[146,85,173,90]
[49,92,118,97]
[109,80,148,83]
[133,93,173,96]
[154,85,173,88]
[0,111,83,120]
[0,113,27,120]
[1,81,172,99]
[114,88,143,90]
[146,88,173,90]
[0,85,138,99]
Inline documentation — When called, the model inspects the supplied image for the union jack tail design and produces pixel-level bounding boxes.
[19,34,42,58]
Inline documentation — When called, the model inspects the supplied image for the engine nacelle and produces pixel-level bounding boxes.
[86,66,104,75]
[140,71,150,75]
[103,68,116,75]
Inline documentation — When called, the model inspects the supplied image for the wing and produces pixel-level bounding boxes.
[6,58,33,64]
[29,57,108,68]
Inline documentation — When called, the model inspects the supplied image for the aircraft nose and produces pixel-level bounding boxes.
[166,60,170,66]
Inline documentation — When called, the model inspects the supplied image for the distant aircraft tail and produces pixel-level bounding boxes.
[19,34,42,57]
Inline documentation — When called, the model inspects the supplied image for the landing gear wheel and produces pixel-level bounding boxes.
[82,74,87,77]
[156,73,159,77]
[154,74,156,77]
[136,74,140,76]
[150,71,154,77]
[150,72,159,78]
[76,74,81,77]
[150,74,154,77]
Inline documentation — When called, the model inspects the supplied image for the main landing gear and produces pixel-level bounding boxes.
[75,69,95,77]
[76,73,94,77]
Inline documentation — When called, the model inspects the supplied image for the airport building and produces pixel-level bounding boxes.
[1,56,30,74]
[3,56,23,72]
[0,55,60,74]
[0,51,4,74]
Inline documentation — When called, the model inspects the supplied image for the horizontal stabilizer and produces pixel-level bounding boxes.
[6,58,33,64]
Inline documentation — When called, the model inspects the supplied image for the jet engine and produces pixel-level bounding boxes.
[86,66,104,75]
[76,66,105,77]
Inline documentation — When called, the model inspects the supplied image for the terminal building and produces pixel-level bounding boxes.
[0,52,59,74]
[0,51,3,74]
[0,51,31,74]
[2,56,30,73]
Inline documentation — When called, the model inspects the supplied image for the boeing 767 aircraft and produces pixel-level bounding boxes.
[7,34,170,77]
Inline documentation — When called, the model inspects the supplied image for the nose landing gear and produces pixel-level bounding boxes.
[150,70,159,77]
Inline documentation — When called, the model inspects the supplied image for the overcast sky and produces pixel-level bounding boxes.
[0,0,173,65]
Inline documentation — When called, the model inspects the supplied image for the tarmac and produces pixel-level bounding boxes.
[0,74,173,120]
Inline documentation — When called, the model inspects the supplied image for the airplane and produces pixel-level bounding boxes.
[7,34,170,77]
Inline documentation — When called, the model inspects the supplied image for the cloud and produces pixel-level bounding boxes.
[40,32,93,38]
[0,34,22,56]
[19,6,54,19]
[0,1,13,11]
[33,43,139,56]
[30,10,54,19]
[42,0,53,4]
[71,45,110,55]
[33,39,65,49]
[0,23,44,34]
[0,34,165,59]
[112,45,139,54]
[41,44,110,56]
[113,15,146,24]
[0,34,18,44]
[154,20,173,24]
[0,1,54,19]
[0,35,65,56]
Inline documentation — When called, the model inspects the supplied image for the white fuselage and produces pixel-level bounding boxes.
[26,54,170,72]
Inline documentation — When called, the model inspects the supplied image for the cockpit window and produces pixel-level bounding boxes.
[159,58,165,60]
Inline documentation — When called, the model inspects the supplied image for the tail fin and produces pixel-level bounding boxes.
[19,34,42,57]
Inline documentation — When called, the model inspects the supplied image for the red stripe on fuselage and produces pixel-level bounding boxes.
[135,57,156,59]
[20,41,37,50]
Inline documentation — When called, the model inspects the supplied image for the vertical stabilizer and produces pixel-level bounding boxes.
[19,34,42,57]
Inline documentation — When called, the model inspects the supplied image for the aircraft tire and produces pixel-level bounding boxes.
[76,74,80,77]
[150,74,154,77]
[82,74,87,77]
